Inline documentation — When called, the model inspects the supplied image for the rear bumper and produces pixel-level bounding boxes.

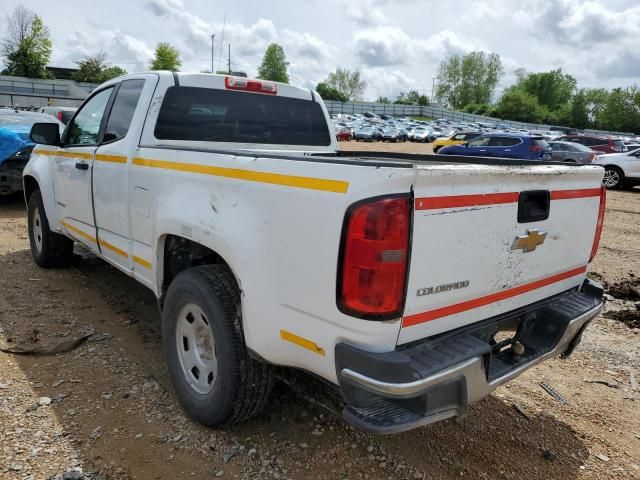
[335,279,603,434]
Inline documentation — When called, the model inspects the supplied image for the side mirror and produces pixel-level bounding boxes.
[30,123,60,146]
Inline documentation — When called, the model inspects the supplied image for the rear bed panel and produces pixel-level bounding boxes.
[398,163,604,345]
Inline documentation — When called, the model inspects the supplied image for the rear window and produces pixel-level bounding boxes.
[613,140,627,150]
[154,86,331,146]
[532,138,550,149]
[60,111,75,123]
[489,136,521,147]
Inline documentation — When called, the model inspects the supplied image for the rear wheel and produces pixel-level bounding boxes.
[433,146,441,153]
[162,265,273,426]
[27,189,74,268]
[603,166,624,189]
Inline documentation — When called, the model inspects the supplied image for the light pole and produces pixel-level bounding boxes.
[431,77,436,103]
[210,34,215,74]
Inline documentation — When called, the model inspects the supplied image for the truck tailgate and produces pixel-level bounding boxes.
[399,162,604,345]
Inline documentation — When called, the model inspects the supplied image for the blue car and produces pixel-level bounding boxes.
[439,133,552,161]
[0,109,64,195]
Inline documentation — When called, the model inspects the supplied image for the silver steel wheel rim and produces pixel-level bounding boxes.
[176,303,217,395]
[32,206,43,253]
[603,169,619,187]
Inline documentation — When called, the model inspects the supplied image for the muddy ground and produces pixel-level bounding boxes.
[1,147,639,479]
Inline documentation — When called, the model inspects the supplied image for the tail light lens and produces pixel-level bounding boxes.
[56,111,63,121]
[338,195,411,320]
[530,145,543,152]
[589,186,606,262]
[588,153,596,163]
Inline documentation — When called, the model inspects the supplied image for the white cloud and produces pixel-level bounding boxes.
[353,26,412,66]
[54,30,154,69]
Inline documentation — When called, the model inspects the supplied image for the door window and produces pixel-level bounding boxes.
[103,80,145,143]
[468,136,491,147]
[489,136,521,147]
[64,88,114,146]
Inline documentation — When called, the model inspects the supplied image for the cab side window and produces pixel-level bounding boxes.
[468,136,491,147]
[489,137,521,147]
[64,88,114,146]
[103,79,145,143]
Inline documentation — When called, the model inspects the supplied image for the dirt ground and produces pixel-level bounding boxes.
[1,145,639,480]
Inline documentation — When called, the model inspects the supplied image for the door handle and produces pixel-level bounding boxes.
[75,161,89,171]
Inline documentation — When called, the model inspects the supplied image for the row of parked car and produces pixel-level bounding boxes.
[0,106,75,195]
[331,113,640,189]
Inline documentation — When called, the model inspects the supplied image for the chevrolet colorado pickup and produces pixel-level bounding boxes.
[23,72,605,434]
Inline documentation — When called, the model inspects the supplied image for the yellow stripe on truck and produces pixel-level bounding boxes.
[280,330,326,356]
[132,157,349,194]
[100,239,128,258]
[34,149,93,160]
[60,221,96,243]
[133,255,152,269]
[95,154,127,164]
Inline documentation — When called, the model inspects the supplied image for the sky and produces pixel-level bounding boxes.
[2,0,640,100]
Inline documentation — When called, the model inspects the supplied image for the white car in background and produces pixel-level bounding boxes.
[594,148,640,189]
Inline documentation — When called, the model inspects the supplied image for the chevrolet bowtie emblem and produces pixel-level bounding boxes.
[511,229,548,253]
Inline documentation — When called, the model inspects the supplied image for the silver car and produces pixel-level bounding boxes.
[548,141,596,164]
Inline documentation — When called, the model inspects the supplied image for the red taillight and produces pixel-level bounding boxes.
[225,76,277,95]
[589,186,606,262]
[338,195,411,319]
[588,153,596,163]
[530,145,544,152]
[57,111,63,121]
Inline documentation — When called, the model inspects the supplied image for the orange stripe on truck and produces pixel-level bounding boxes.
[415,188,601,210]
[402,265,588,327]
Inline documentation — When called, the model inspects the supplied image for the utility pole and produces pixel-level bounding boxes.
[431,77,436,103]
[228,43,231,74]
[210,34,215,74]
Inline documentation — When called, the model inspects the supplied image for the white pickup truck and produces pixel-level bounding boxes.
[24,72,606,434]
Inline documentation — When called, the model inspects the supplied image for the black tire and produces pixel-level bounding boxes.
[603,166,625,189]
[27,189,74,268]
[433,146,441,153]
[162,265,273,427]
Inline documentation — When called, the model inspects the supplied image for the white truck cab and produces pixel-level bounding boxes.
[23,72,605,433]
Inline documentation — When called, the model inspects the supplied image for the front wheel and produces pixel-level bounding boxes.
[162,265,273,427]
[27,189,74,268]
[603,166,624,189]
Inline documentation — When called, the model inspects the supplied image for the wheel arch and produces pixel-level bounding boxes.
[157,234,241,305]
[23,175,39,204]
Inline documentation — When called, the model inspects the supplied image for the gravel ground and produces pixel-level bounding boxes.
[1,150,639,479]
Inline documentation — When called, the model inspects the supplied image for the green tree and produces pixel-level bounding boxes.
[325,67,367,101]
[494,87,547,123]
[517,69,576,111]
[316,82,347,102]
[150,42,181,71]
[565,89,590,129]
[1,6,52,78]
[376,96,391,104]
[72,53,127,83]
[101,65,127,81]
[394,90,429,106]
[599,87,640,133]
[257,43,289,83]
[435,52,503,109]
